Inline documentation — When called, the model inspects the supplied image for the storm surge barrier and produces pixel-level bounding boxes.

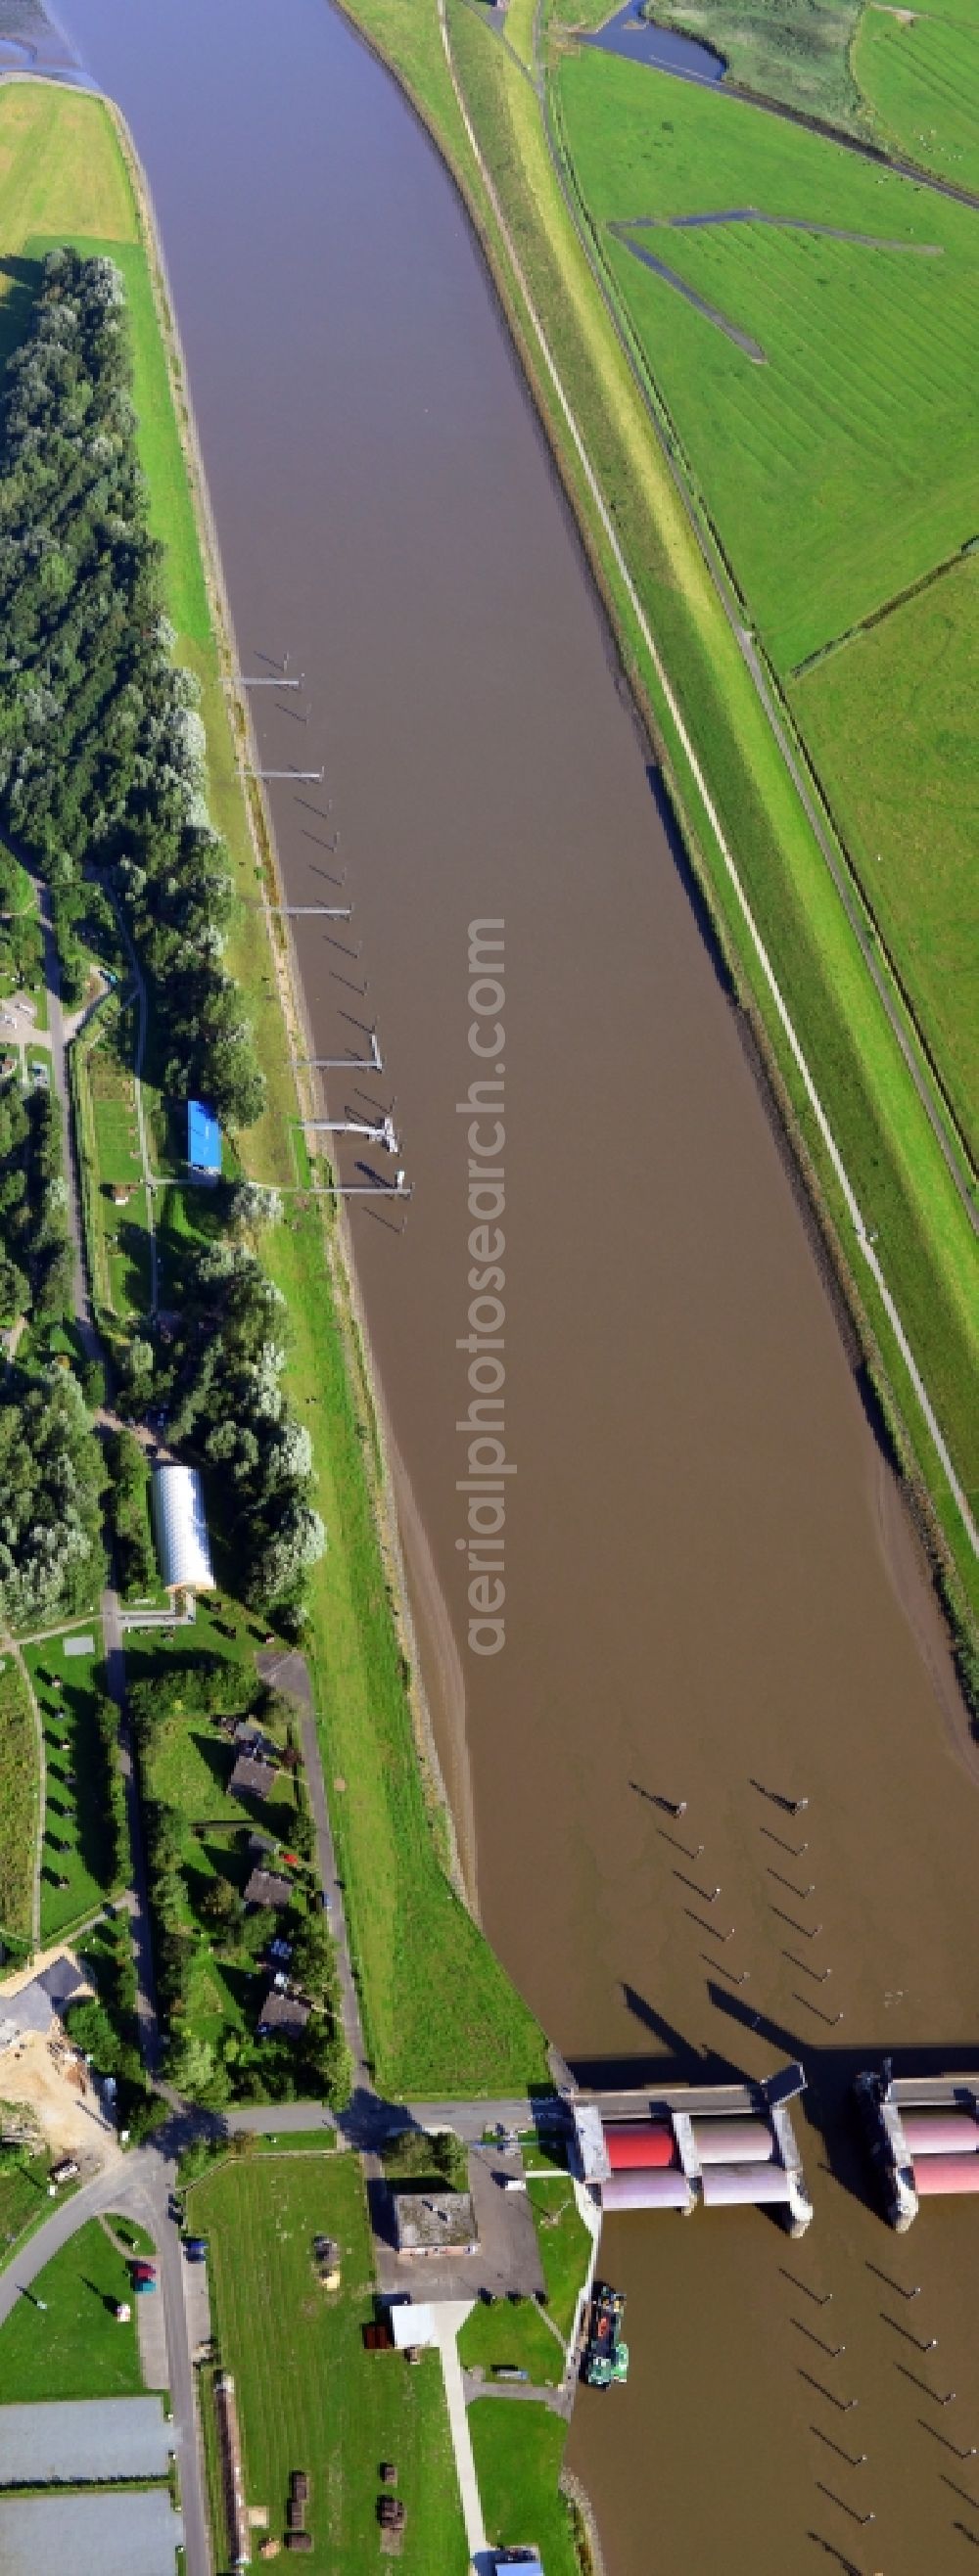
[570,2061,814,2235]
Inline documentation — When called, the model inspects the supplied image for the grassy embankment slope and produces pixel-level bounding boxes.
[855,0,979,195]
[0,78,546,2095]
[339,0,979,1643]
[561,55,979,1143]
[191,2150,468,2575]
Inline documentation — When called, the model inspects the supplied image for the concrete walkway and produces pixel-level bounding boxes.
[430,2303,488,2567]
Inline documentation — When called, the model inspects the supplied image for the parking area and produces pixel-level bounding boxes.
[372,2142,545,2305]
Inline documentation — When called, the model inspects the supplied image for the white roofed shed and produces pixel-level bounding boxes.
[151,1463,215,1593]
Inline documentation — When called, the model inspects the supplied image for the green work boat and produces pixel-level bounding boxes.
[582,2281,629,2389]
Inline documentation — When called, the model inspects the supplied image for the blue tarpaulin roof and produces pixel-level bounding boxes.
[187,1099,221,1173]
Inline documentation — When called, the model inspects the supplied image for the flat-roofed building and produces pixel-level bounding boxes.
[187,1098,221,1177]
[391,2190,478,2256]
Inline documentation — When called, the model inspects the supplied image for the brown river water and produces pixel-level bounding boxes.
[51,0,979,2563]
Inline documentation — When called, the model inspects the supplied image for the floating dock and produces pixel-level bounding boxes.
[570,2062,813,2236]
[854,2065,979,2230]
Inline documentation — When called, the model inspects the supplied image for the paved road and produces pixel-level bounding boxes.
[25,879,210,2574]
[297,1698,372,2093]
[34,875,97,1357]
[0,2126,211,2576]
[103,886,158,1311]
[100,1582,161,2078]
[223,2092,553,2143]
[32,869,163,2075]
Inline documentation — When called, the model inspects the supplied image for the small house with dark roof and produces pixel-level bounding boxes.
[256,1988,310,2041]
[234,1720,278,1759]
[229,1751,279,1803]
[244,1867,294,1911]
[247,1830,276,1861]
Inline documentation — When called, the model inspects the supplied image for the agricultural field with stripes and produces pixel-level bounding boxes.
[556,58,979,672]
[555,41,979,1204]
[791,553,979,1155]
[856,0,979,196]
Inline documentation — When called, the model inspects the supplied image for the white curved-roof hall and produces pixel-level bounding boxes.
[151,1463,215,1593]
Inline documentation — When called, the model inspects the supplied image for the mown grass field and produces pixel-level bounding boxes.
[557,50,979,670]
[469,2400,580,2574]
[24,1629,120,1944]
[0,2218,142,2401]
[0,2147,60,2274]
[191,2151,468,2575]
[0,1655,38,1942]
[792,553,979,1156]
[856,2,979,193]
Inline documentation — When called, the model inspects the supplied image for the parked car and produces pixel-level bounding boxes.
[184,2237,209,2264]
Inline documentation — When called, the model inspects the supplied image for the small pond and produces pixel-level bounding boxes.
[587,4,725,82]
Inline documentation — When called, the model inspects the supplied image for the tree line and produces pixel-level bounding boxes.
[0,1366,104,1628]
[0,248,264,1129]
[0,253,325,1630]
[117,1191,325,1625]
[0,1070,72,1326]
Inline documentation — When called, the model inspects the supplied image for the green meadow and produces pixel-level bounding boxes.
[623,0,864,123]
[792,554,979,1157]
[856,3,979,195]
[556,52,979,671]
[191,2151,468,2575]
[555,39,979,1247]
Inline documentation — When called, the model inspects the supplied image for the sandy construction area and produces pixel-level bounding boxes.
[0,2030,118,2170]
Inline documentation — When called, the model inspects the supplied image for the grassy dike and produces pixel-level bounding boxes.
[0,77,547,2098]
[330,0,979,1668]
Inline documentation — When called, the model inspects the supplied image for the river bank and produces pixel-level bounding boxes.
[110,91,482,1918]
[333,0,979,1685]
[24,15,979,2568]
[0,70,546,2098]
[117,85,550,2092]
